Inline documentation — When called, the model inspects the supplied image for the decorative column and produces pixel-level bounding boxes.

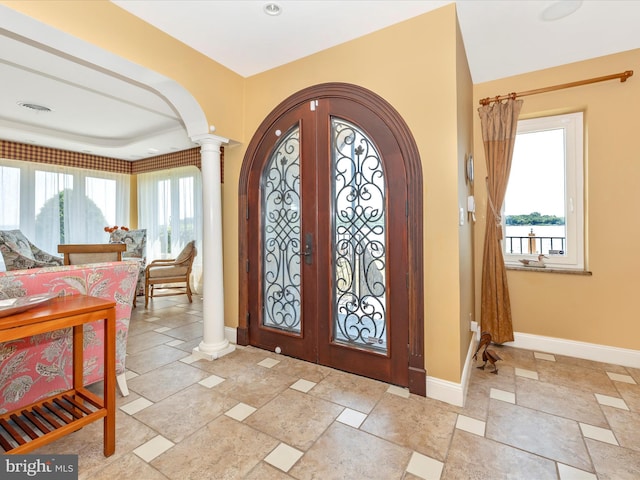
[191,133,235,360]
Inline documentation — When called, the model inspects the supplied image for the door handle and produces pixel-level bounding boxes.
[302,233,313,264]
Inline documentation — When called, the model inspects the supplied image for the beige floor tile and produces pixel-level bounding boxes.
[441,430,558,480]
[455,414,485,436]
[361,393,457,461]
[245,462,296,479]
[515,367,539,380]
[336,407,368,428]
[162,320,205,342]
[126,330,174,355]
[487,400,592,471]
[615,382,640,413]
[309,369,388,413]
[120,396,154,415]
[245,388,343,450]
[88,453,170,480]
[288,422,411,480]
[586,438,640,480]
[289,378,316,393]
[133,384,235,443]
[225,402,257,421]
[126,361,210,402]
[595,393,629,410]
[406,451,443,480]
[555,354,629,374]
[537,361,618,395]
[601,405,640,452]
[263,442,304,472]
[489,387,515,404]
[557,463,598,480]
[212,363,297,408]
[607,371,637,384]
[270,355,333,383]
[516,376,608,426]
[151,415,279,479]
[534,351,556,362]
[133,435,174,462]
[258,357,281,368]
[579,422,618,445]
[125,343,190,374]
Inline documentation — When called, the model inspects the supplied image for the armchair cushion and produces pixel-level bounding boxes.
[0,229,63,271]
[109,228,147,260]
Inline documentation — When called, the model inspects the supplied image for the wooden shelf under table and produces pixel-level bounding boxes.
[0,295,117,456]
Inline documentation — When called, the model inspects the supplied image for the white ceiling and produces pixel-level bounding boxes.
[1,1,639,161]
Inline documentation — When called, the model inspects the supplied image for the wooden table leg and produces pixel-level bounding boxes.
[103,309,116,456]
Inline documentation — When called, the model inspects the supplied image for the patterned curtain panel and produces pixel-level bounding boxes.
[477,98,523,344]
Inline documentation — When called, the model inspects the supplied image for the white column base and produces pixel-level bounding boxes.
[192,340,236,361]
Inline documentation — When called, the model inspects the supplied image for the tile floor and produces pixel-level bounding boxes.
[33,295,640,479]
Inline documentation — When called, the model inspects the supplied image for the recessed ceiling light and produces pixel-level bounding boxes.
[263,2,282,16]
[17,101,52,113]
[541,1,582,21]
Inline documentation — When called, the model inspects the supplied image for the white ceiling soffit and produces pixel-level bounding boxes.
[0,28,196,161]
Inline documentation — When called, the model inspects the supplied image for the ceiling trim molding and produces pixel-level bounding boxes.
[0,5,208,141]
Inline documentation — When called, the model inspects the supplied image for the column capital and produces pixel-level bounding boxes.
[191,133,229,150]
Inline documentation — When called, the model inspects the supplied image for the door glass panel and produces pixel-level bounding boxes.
[331,117,387,353]
[261,126,302,334]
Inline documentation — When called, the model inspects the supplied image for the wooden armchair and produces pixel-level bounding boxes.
[145,240,197,308]
[58,243,126,265]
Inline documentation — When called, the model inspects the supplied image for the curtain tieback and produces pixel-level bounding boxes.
[486,177,503,240]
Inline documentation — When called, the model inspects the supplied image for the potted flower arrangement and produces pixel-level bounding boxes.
[105,226,129,243]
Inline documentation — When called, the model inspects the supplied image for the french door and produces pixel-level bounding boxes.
[245,93,412,386]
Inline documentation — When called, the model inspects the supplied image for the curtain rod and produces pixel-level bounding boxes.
[479,70,633,106]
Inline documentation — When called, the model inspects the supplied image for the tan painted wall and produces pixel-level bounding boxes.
[455,17,475,369]
[473,49,640,350]
[233,4,468,382]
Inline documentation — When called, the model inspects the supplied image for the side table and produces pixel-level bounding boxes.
[0,295,116,456]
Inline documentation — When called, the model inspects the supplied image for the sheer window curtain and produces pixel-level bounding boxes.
[137,166,203,294]
[478,98,523,344]
[0,158,129,255]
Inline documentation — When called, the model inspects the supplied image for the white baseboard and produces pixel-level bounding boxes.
[225,326,237,345]
[426,332,478,407]
[505,332,640,369]
[425,330,640,407]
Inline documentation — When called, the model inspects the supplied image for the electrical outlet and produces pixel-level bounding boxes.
[470,320,478,332]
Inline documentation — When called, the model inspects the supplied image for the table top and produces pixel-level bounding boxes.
[0,295,116,330]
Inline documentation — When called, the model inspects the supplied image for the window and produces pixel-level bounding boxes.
[137,165,202,259]
[503,112,584,270]
[138,166,202,292]
[0,159,130,255]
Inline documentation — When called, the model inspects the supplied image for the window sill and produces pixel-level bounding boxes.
[506,265,592,276]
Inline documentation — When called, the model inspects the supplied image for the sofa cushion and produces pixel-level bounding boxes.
[0,229,35,262]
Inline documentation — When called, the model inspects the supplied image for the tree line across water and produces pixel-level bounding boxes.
[505,212,565,226]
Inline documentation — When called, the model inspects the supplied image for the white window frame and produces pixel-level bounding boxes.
[504,112,584,270]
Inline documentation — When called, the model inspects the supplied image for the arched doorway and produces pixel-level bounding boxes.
[238,83,425,395]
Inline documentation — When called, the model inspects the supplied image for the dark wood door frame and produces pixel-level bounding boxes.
[237,83,426,396]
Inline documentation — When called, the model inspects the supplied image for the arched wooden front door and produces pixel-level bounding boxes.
[238,84,425,394]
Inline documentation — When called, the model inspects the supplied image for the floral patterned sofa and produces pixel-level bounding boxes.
[0,261,138,413]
